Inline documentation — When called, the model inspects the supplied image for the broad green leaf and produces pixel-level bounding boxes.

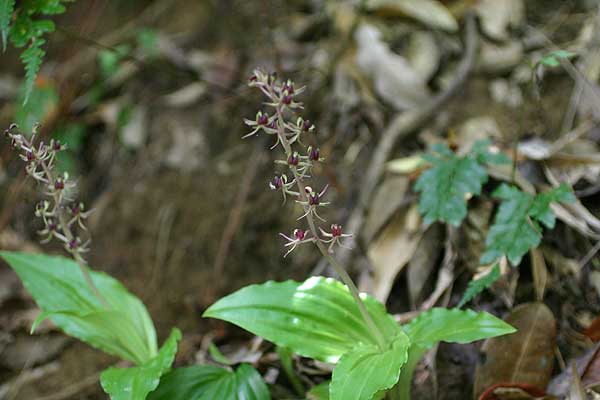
[403,308,515,350]
[395,308,516,400]
[330,332,409,400]
[15,79,58,133]
[457,264,501,308]
[415,143,488,226]
[101,329,181,400]
[148,364,271,400]
[480,184,575,266]
[307,381,330,400]
[203,277,400,363]
[366,0,458,32]
[0,252,157,364]
[0,0,15,51]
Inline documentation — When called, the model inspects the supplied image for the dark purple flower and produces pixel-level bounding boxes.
[308,192,320,206]
[258,113,269,125]
[309,147,320,161]
[271,175,284,190]
[54,180,64,190]
[282,95,292,105]
[294,229,306,240]
[288,152,299,166]
[302,120,313,131]
[331,224,343,237]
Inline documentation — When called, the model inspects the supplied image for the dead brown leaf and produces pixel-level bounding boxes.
[475,303,557,398]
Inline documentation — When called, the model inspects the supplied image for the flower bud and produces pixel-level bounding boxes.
[257,112,269,125]
[54,179,65,190]
[282,95,292,105]
[288,152,299,166]
[302,119,313,132]
[270,175,285,190]
[308,147,320,161]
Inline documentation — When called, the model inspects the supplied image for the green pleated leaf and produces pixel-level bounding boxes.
[203,277,400,363]
[330,332,409,400]
[403,308,515,350]
[395,308,516,400]
[0,252,157,364]
[148,364,270,400]
[101,329,181,400]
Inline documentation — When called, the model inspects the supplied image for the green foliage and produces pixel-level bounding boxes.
[0,252,158,365]
[205,277,514,399]
[307,382,330,400]
[415,140,509,226]
[480,184,576,266]
[403,307,515,350]
[203,277,401,363]
[457,264,501,308]
[98,44,132,78]
[538,50,576,68]
[4,0,74,102]
[100,329,181,400]
[148,364,271,400]
[20,35,45,103]
[330,332,409,400]
[15,79,58,133]
[0,0,15,50]
[394,307,515,399]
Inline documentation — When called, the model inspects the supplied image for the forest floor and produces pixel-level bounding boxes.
[2,0,600,399]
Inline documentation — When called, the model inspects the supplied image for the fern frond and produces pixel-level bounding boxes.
[21,37,46,104]
[457,264,500,308]
[0,0,15,51]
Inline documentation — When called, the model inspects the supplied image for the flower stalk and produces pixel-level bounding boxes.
[245,70,386,350]
[4,124,109,307]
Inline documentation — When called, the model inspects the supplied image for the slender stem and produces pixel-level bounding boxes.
[272,101,387,350]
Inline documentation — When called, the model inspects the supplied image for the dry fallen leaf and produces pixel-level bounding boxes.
[364,204,423,303]
[547,343,600,396]
[355,24,431,110]
[475,302,557,398]
[475,0,525,41]
[367,0,458,32]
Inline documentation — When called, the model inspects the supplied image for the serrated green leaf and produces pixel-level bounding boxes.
[20,36,45,104]
[203,277,401,363]
[0,252,157,364]
[0,0,15,51]
[148,364,271,400]
[330,332,409,400]
[415,143,488,226]
[457,264,501,309]
[481,184,575,266]
[101,329,181,400]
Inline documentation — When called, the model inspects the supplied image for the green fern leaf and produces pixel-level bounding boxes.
[21,37,46,104]
[457,264,500,308]
[480,183,575,266]
[415,140,508,226]
[0,0,15,51]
